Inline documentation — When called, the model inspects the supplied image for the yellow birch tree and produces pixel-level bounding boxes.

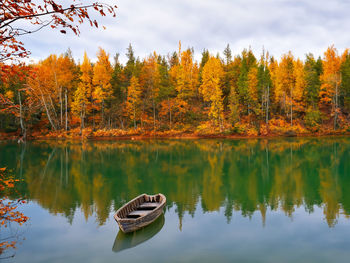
[92,48,113,127]
[72,52,92,132]
[126,76,142,129]
[200,56,224,129]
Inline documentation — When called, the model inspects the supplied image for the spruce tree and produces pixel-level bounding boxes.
[223,44,232,65]
[341,52,350,112]
[304,54,321,109]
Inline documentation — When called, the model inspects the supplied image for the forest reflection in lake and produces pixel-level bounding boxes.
[1,138,350,227]
[1,138,350,262]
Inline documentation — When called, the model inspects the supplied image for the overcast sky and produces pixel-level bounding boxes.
[19,0,350,64]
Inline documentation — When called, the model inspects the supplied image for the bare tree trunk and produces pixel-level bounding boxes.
[38,85,57,131]
[290,87,293,126]
[92,105,95,130]
[83,105,85,129]
[65,90,68,131]
[266,85,270,125]
[219,115,223,132]
[133,106,136,129]
[153,97,156,131]
[168,97,172,130]
[53,67,62,129]
[261,90,264,119]
[60,86,63,128]
[141,104,144,129]
[334,81,339,130]
[101,99,104,128]
[80,110,84,135]
[48,94,58,121]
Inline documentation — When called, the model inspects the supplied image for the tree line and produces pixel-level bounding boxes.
[1,43,350,137]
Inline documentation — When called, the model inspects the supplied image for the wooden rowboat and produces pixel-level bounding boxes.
[114,193,166,233]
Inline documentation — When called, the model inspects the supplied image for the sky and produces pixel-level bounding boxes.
[19,0,350,64]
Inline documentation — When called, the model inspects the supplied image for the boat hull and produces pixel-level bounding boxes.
[114,194,166,233]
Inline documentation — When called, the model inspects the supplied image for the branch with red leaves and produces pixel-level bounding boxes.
[0,168,28,226]
[0,0,118,62]
[0,167,28,258]
[0,91,20,117]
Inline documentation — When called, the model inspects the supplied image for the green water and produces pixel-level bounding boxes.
[1,138,350,262]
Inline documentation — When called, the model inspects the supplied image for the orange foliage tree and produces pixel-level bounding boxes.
[27,54,76,130]
[27,57,59,131]
[320,46,342,129]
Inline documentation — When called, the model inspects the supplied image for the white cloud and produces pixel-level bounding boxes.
[17,0,350,64]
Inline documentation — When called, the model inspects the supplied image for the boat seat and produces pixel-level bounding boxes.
[139,202,160,209]
[128,210,151,217]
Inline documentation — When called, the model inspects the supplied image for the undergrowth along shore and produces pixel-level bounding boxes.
[1,123,350,141]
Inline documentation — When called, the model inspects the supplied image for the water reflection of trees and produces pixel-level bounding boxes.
[1,138,350,228]
[0,167,28,259]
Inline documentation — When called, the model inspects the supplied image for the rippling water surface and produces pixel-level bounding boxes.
[1,138,350,262]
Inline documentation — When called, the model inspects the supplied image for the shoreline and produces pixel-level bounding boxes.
[1,131,350,142]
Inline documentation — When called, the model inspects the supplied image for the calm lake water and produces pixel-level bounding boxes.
[1,138,350,262]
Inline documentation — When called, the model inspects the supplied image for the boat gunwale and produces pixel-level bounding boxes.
[114,193,166,223]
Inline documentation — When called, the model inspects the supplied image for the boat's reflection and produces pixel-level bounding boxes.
[112,214,165,253]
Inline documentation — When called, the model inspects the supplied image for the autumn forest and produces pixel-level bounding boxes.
[3,0,350,261]
[1,43,350,139]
